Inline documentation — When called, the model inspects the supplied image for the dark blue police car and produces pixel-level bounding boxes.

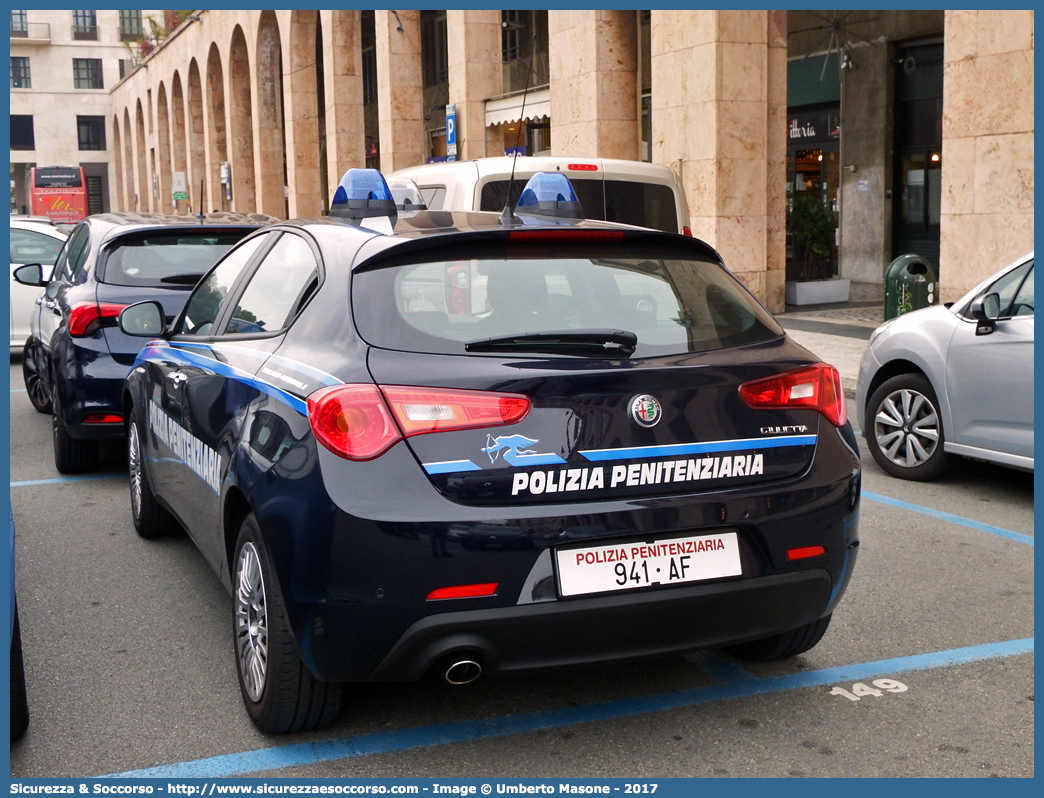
[117,170,860,733]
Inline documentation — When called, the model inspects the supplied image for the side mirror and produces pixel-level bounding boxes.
[970,291,1001,336]
[118,301,165,337]
[13,263,47,288]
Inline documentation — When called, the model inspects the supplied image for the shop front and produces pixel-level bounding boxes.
[786,106,841,283]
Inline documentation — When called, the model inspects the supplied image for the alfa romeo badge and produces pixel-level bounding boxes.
[627,394,662,428]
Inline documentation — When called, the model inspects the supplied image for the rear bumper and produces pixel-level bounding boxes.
[366,568,834,680]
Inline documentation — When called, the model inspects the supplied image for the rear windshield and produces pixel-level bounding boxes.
[480,179,678,233]
[100,231,251,287]
[353,242,781,358]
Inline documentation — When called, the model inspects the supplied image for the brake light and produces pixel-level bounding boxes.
[308,385,402,461]
[567,163,598,171]
[426,582,499,600]
[307,384,531,461]
[682,226,693,237]
[507,230,625,241]
[738,363,847,427]
[68,302,128,337]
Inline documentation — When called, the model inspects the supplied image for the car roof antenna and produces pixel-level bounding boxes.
[499,24,537,226]
[197,180,205,224]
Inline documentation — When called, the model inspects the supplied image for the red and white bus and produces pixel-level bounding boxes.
[29,166,88,223]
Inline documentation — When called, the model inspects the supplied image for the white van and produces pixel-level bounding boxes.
[388,156,691,236]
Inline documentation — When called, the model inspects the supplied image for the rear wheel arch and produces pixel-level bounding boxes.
[223,486,254,583]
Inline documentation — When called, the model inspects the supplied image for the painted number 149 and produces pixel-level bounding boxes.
[830,679,908,701]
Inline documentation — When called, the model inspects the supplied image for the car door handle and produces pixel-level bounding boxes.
[43,299,58,311]
[168,371,187,386]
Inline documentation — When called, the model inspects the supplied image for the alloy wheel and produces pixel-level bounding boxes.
[873,387,940,468]
[234,542,269,702]
[128,422,143,520]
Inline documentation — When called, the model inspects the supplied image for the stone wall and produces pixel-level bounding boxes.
[940,10,1035,301]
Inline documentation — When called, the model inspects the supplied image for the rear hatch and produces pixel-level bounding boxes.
[94,227,257,364]
[353,231,838,506]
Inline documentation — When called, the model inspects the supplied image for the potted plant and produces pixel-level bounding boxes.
[785,195,850,305]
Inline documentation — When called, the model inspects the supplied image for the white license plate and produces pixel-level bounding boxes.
[555,532,741,597]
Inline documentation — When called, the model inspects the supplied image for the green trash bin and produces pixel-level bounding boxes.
[884,254,938,320]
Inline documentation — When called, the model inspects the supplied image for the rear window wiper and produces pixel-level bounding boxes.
[465,329,637,357]
[159,273,206,284]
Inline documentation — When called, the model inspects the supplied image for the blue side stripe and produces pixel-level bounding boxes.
[137,342,308,415]
[99,637,1033,779]
[580,434,817,462]
[168,341,341,387]
[862,491,1034,546]
[424,460,482,474]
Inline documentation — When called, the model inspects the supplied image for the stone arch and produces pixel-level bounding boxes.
[134,100,149,212]
[187,59,208,214]
[228,25,256,212]
[170,71,188,213]
[156,82,173,213]
[255,11,287,217]
[285,10,322,217]
[112,115,125,212]
[206,43,230,212]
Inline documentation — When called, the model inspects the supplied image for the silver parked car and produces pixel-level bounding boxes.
[857,251,1034,480]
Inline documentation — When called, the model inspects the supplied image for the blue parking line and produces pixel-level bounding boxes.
[11,388,27,393]
[101,637,1033,779]
[862,491,1034,546]
[10,474,123,488]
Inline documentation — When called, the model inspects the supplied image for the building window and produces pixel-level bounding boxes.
[77,115,105,150]
[502,10,521,62]
[10,56,31,88]
[73,58,103,89]
[421,11,448,87]
[72,10,97,41]
[10,10,28,37]
[118,10,143,41]
[11,115,35,150]
[362,47,377,105]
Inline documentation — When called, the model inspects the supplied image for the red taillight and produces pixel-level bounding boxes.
[307,384,531,461]
[82,413,123,424]
[68,302,128,337]
[738,363,847,427]
[307,385,402,461]
[507,230,625,241]
[682,226,693,237]
[380,386,530,436]
[787,545,827,561]
[567,163,598,172]
[426,583,499,600]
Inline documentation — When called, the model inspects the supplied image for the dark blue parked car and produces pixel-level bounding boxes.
[16,212,275,473]
[117,170,860,733]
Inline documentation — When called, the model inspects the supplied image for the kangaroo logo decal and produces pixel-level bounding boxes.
[482,434,565,467]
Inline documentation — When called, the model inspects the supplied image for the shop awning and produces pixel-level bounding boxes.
[484,88,551,127]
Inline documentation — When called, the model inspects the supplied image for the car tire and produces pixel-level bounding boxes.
[52,386,98,474]
[865,373,950,481]
[21,339,51,414]
[128,408,180,538]
[726,614,832,662]
[10,602,29,742]
[233,514,343,734]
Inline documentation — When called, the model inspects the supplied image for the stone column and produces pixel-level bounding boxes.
[549,10,638,160]
[652,10,787,311]
[447,10,501,161]
[375,10,425,171]
[940,10,1034,302]
[283,11,322,218]
[320,10,366,193]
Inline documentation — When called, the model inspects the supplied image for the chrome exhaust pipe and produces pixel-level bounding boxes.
[442,657,482,685]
